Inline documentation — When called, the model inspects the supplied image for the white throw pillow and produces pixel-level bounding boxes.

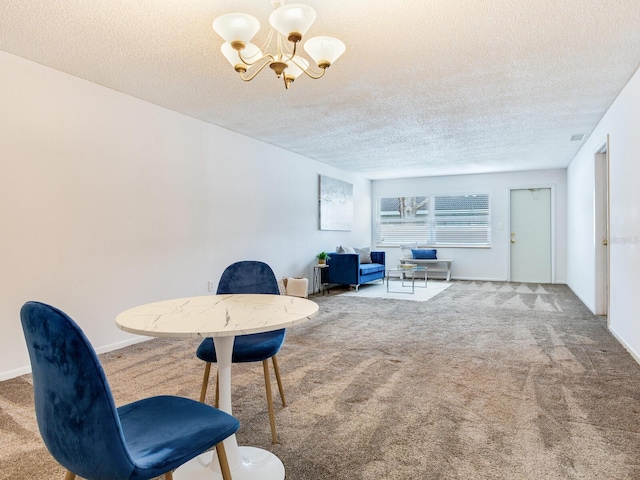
[354,246,372,264]
[400,242,418,259]
[337,245,356,254]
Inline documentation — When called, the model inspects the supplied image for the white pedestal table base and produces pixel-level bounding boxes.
[173,446,285,480]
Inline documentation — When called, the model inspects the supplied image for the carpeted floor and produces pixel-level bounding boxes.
[3,281,640,479]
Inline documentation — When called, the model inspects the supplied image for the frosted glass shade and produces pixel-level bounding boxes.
[213,13,260,44]
[285,56,310,79]
[304,36,346,66]
[269,4,316,39]
[221,42,263,67]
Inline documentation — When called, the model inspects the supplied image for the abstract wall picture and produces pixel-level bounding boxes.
[319,175,353,231]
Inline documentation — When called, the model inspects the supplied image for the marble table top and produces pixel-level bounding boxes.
[116,294,319,338]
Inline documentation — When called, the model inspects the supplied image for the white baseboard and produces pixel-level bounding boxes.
[449,276,508,282]
[552,283,637,367]
[0,366,32,381]
[452,277,569,284]
[93,335,151,355]
[566,282,596,314]
[608,325,640,367]
[0,335,152,381]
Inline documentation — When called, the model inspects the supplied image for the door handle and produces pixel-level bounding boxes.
[603,238,608,246]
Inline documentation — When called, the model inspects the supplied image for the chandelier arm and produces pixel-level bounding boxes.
[276,34,284,61]
[288,56,317,77]
[281,40,298,63]
[238,50,275,67]
[300,66,327,80]
[239,60,274,81]
[258,29,275,56]
[279,34,294,56]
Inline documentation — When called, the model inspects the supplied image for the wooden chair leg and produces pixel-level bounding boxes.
[199,362,212,403]
[263,359,278,444]
[216,442,232,480]
[165,471,173,480]
[272,355,286,407]
[215,370,220,409]
[64,471,76,480]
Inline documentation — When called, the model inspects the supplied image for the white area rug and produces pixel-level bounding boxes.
[339,279,453,302]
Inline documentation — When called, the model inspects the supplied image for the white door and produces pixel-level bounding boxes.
[595,140,610,317]
[510,188,552,283]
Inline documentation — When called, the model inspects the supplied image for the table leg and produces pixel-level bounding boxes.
[173,336,285,480]
[313,268,318,294]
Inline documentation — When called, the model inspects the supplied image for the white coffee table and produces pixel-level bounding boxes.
[386,266,427,293]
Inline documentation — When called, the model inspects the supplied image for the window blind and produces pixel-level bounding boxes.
[375,194,491,247]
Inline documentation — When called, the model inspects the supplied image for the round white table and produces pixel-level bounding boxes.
[116,294,319,480]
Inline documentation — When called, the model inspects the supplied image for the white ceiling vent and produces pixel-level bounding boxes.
[570,133,587,142]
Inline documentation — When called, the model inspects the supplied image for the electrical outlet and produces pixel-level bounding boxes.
[207,281,215,292]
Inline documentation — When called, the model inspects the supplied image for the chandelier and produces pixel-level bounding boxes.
[212,0,346,89]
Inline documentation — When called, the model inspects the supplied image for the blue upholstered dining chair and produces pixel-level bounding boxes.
[20,301,240,480]
[197,261,286,444]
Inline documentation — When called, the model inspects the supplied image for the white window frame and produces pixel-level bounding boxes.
[375,193,491,248]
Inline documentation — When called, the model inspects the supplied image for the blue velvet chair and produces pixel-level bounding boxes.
[197,261,285,444]
[20,301,240,480]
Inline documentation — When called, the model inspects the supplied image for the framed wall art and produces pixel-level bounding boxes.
[319,175,353,231]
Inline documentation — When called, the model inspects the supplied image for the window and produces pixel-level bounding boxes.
[377,196,430,245]
[375,194,491,247]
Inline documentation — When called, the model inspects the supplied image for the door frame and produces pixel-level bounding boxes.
[594,135,610,318]
[508,184,556,283]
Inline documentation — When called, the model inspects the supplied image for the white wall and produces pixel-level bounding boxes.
[372,169,567,282]
[567,66,640,361]
[0,51,371,379]
[566,145,598,310]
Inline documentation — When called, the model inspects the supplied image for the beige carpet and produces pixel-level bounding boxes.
[3,281,640,479]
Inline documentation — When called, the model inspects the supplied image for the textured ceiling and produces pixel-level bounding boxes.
[1,1,639,179]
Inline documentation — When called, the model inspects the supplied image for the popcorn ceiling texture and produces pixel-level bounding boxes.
[0,0,639,179]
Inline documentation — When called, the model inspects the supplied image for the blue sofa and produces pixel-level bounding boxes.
[325,251,386,291]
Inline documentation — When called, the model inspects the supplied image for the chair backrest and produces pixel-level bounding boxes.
[20,302,135,480]
[217,261,280,295]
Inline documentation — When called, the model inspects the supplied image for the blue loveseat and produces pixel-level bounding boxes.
[325,251,386,291]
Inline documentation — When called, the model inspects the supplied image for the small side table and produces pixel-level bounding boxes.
[313,264,329,295]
